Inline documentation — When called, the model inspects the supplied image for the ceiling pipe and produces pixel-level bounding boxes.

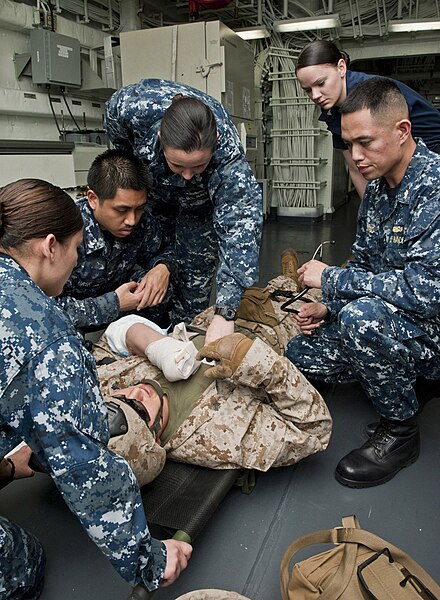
[119,0,140,31]
[188,0,234,19]
[355,0,363,37]
[375,0,382,36]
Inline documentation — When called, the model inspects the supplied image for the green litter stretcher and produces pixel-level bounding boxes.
[127,460,256,600]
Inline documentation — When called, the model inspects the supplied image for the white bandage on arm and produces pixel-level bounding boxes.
[146,323,201,381]
[105,315,165,357]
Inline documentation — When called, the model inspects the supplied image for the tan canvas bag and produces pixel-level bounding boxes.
[280,515,440,600]
[236,286,279,328]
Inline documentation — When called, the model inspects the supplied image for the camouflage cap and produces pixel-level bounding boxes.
[175,591,251,600]
[106,396,166,487]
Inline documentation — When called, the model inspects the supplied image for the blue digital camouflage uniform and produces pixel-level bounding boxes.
[0,516,46,599]
[286,140,440,421]
[105,79,263,324]
[0,254,166,594]
[56,198,176,330]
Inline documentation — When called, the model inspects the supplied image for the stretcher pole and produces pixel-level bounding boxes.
[126,531,192,599]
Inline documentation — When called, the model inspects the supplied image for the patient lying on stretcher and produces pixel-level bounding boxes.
[95,274,332,487]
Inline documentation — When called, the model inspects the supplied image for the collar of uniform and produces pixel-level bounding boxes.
[79,198,109,255]
[392,138,431,204]
[374,138,431,213]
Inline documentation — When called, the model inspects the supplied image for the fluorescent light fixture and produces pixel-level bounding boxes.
[388,18,440,32]
[235,26,270,40]
[273,14,341,33]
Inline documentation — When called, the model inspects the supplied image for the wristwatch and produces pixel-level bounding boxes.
[214,306,237,321]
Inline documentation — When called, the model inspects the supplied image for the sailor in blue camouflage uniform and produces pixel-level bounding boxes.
[57,149,176,331]
[0,179,191,597]
[105,79,263,344]
[0,447,46,600]
[286,78,440,488]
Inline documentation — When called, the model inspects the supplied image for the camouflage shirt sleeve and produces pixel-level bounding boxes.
[232,338,329,416]
[56,291,120,329]
[21,337,166,590]
[322,141,440,319]
[135,208,177,275]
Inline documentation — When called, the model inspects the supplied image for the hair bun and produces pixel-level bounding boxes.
[340,50,351,68]
[171,93,186,104]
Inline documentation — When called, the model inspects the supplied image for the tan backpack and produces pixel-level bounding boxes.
[280,515,440,599]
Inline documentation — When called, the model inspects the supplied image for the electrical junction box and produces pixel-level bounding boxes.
[30,29,81,88]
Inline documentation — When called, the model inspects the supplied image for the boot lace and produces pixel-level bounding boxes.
[368,423,393,454]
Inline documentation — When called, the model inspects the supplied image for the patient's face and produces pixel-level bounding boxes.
[113,384,169,440]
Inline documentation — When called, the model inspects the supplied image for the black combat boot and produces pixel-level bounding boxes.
[363,376,439,436]
[127,584,150,600]
[335,416,420,488]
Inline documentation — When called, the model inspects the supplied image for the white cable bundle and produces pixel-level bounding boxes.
[268,41,319,209]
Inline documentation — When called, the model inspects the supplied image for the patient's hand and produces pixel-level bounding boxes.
[197,333,253,378]
[160,539,193,587]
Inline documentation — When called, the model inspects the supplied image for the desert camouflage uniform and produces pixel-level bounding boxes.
[105,79,263,323]
[57,198,176,330]
[192,275,321,355]
[0,255,166,593]
[95,291,332,472]
[286,140,440,421]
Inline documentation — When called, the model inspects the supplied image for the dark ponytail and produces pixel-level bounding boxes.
[296,40,350,71]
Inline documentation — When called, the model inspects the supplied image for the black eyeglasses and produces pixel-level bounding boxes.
[273,241,335,314]
[112,380,165,438]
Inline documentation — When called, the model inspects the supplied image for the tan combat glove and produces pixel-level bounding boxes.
[196,333,253,378]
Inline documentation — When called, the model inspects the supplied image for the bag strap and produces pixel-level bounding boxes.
[318,516,362,600]
[280,516,440,600]
[235,318,282,354]
[335,527,440,595]
[280,516,360,600]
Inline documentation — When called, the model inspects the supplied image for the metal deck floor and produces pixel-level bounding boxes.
[1,197,439,599]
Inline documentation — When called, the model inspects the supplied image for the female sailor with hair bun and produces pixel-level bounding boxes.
[105,79,263,345]
[0,178,190,598]
[295,40,440,197]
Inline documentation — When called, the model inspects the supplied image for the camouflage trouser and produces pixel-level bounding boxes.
[285,297,440,421]
[0,517,46,599]
[172,209,217,325]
